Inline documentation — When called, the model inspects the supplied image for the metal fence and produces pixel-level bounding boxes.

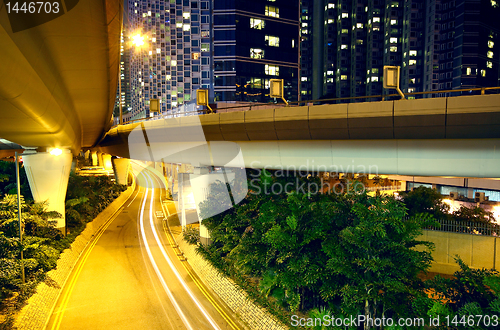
[425,218,500,237]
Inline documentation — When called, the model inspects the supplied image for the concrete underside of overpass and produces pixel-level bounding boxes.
[96,94,500,179]
[0,0,121,152]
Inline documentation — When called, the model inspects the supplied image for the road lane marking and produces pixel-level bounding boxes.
[138,171,194,330]
[50,192,129,330]
[146,169,241,330]
[143,171,221,330]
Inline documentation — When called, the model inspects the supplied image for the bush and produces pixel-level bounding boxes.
[183,225,200,245]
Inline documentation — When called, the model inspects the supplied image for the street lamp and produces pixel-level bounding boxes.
[14,151,25,284]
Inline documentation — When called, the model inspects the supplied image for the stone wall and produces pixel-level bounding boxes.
[176,237,289,330]
[14,180,135,330]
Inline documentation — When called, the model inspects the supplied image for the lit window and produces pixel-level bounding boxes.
[250,48,265,59]
[341,29,348,34]
[292,39,295,48]
[341,44,348,49]
[410,78,416,84]
[250,18,265,29]
[373,26,380,31]
[201,44,210,52]
[371,76,378,82]
[176,22,182,28]
[327,19,334,24]
[302,22,308,27]
[390,37,398,43]
[466,67,472,75]
[492,0,498,7]
[409,59,417,65]
[152,37,156,42]
[192,52,200,60]
[487,51,494,58]
[409,50,417,56]
[373,68,379,73]
[391,19,397,25]
[148,11,151,16]
[341,12,348,18]
[481,69,486,77]
[183,12,190,19]
[265,64,279,76]
[328,3,335,8]
[171,60,177,66]
[487,61,493,68]
[341,75,347,80]
[373,17,380,22]
[265,35,280,47]
[156,48,161,54]
[301,77,308,82]
[265,5,279,17]
[357,23,363,28]
[148,50,152,55]
[327,70,334,75]
[488,40,495,48]
[390,46,398,52]
[183,24,190,31]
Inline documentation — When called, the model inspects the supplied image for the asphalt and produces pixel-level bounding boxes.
[45,164,243,330]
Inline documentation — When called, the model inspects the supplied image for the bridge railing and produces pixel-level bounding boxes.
[113,86,500,128]
[425,218,500,237]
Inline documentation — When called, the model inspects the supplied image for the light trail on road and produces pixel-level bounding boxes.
[137,169,195,330]
[47,160,241,330]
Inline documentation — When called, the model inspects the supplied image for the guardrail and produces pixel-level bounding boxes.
[112,86,500,128]
[425,218,500,237]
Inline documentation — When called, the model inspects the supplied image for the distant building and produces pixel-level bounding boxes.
[126,0,212,119]
[213,0,300,103]
[300,0,500,101]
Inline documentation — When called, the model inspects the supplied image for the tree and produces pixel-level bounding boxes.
[400,186,450,220]
[322,195,435,329]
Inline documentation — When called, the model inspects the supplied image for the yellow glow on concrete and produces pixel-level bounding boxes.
[49,148,63,156]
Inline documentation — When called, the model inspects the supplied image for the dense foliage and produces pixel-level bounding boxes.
[190,171,500,329]
[194,170,438,328]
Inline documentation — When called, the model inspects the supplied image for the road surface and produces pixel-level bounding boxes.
[47,162,242,330]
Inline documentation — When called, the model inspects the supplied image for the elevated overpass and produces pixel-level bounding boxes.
[0,0,122,228]
[97,94,500,178]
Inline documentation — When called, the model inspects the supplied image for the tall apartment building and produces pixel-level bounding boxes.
[126,0,212,119]
[113,30,132,122]
[300,0,500,101]
[212,0,300,103]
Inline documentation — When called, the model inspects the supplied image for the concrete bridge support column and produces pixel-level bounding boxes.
[97,152,104,168]
[91,151,98,166]
[22,149,73,231]
[112,157,130,185]
[102,154,113,171]
[190,167,212,245]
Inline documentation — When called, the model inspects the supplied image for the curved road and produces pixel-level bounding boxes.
[47,162,242,330]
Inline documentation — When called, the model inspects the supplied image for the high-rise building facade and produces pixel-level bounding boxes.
[300,0,500,101]
[213,0,300,103]
[126,0,212,119]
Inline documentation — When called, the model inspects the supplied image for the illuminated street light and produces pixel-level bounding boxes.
[132,34,145,47]
[49,148,63,156]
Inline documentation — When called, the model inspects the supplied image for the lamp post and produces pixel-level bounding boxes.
[15,151,25,284]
